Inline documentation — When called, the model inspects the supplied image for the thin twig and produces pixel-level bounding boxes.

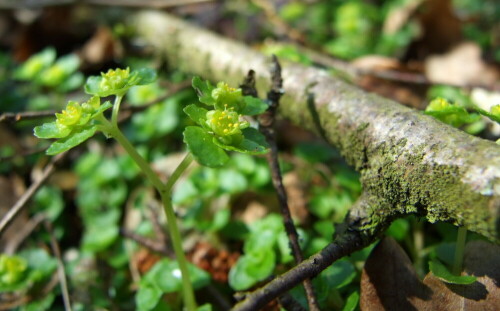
[0,152,65,235]
[247,56,319,311]
[4,213,46,255]
[45,220,72,311]
[0,110,56,123]
[231,193,388,311]
[0,80,191,124]
[119,227,169,256]
[0,0,214,9]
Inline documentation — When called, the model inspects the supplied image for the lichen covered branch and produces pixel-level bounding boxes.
[132,11,500,242]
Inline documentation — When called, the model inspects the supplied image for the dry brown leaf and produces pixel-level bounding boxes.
[425,42,499,86]
[404,0,462,60]
[79,26,123,67]
[360,237,431,311]
[383,0,424,34]
[361,237,500,310]
[414,240,500,310]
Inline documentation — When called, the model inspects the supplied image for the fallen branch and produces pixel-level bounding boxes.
[132,11,500,242]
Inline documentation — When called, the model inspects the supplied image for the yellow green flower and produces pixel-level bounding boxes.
[85,67,156,97]
[56,101,83,127]
[206,110,249,137]
[0,255,27,286]
[212,82,245,111]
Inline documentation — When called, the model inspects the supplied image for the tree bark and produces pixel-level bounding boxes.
[131,11,500,242]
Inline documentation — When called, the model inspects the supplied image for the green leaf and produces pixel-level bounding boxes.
[320,259,356,289]
[192,76,215,106]
[34,122,71,139]
[196,304,212,311]
[91,100,113,117]
[342,291,359,311]
[20,292,55,311]
[474,106,500,123]
[213,128,269,155]
[84,75,103,95]
[46,126,97,155]
[136,282,162,311]
[20,249,57,283]
[386,218,410,241]
[240,96,268,115]
[15,48,56,81]
[144,259,210,294]
[33,186,64,221]
[218,169,248,194]
[228,248,275,291]
[57,72,84,92]
[184,104,208,125]
[183,126,229,167]
[429,258,477,284]
[136,68,157,85]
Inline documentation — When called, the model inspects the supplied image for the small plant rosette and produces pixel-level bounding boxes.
[183,77,270,167]
[34,96,112,155]
[85,67,157,97]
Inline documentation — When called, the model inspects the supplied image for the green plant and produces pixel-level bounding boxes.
[33,69,269,311]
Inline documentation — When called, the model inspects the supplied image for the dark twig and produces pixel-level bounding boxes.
[4,213,46,255]
[251,56,319,311]
[0,110,56,123]
[0,0,214,9]
[0,152,65,235]
[0,80,191,124]
[119,227,169,256]
[44,220,72,311]
[231,193,388,311]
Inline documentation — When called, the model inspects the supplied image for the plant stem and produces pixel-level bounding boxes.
[164,153,193,192]
[98,114,197,311]
[160,193,197,311]
[452,226,467,275]
[111,94,124,127]
[103,121,164,191]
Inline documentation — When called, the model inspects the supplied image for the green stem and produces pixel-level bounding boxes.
[164,153,194,192]
[160,193,197,311]
[111,94,124,127]
[98,114,197,311]
[101,118,164,192]
[452,226,467,275]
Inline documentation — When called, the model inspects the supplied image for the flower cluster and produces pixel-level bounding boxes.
[0,255,27,286]
[85,67,156,97]
[183,77,269,167]
[212,82,246,112]
[34,67,156,155]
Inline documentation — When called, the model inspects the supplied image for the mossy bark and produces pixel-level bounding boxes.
[132,11,500,242]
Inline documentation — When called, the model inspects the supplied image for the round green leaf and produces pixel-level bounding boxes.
[240,96,268,115]
[228,248,275,291]
[34,122,70,139]
[320,259,356,289]
[342,291,359,311]
[213,127,269,155]
[136,68,157,85]
[136,282,162,311]
[46,126,97,155]
[183,126,229,167]
[183,104,208,125]
[429,258,477,284]
[192,76,215,106]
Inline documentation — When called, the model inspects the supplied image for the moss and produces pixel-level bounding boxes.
[360,138,495,241]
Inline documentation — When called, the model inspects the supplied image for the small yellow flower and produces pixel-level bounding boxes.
[206,110,249,137]
[99,67,131,91]
[56,101,83,127]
